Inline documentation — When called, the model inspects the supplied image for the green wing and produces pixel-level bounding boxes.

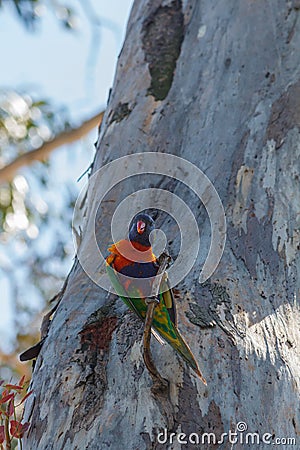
[106,263,145,321]
[106,263,206,383]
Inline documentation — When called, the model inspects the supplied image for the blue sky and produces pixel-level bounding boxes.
[0,0,133,116]
[0,0,133,351]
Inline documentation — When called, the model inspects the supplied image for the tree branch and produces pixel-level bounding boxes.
[143,301,167,387]
[0,111,104,184]
[143,253,170,390]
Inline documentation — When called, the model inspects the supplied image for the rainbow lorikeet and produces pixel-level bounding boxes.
[106,213,206,384]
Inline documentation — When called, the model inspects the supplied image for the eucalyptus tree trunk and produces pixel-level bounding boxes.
[24,1,299,449]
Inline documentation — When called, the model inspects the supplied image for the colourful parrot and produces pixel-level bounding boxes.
[106,213,206,384]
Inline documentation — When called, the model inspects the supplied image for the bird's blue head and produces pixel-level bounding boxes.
[129,213,155,247]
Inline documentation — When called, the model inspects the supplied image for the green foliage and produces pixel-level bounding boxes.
[0,0,98,369]
[0,375,32,449]
[0,90,79,352]
[0,0,78,30]
[0,91,70,162]
[0,90,70,230]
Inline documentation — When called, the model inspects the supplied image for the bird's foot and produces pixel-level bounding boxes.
[145,296,160,305]
[157,251,172,268]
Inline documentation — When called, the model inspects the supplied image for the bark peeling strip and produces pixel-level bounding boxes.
[142,0,184,101]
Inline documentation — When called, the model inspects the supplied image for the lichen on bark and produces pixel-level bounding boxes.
[142,0,184,100]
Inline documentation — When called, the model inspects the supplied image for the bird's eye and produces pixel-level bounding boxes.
[137,220,146,234]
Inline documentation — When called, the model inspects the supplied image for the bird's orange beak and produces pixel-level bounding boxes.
[137,220,146,234]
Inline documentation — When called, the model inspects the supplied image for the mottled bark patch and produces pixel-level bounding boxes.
[142,0,184,100]
[176,374,224,449]
[110,102,133,124]
[80,316,118,352]
[116,311,143,362]
[187,281,242,342]
[294,0,300,9]
[186,302,216,328]
[228,199,280,281]
[266,79,300,148]
[62,305,118,443]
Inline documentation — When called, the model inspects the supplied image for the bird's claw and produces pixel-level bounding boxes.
[157,251,172,268]
[145,296,160,305]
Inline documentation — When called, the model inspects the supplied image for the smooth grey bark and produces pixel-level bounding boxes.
[24,1,299,449]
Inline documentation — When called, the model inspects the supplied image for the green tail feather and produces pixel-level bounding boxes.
[106,264,206,383]
[160,323,205,382]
